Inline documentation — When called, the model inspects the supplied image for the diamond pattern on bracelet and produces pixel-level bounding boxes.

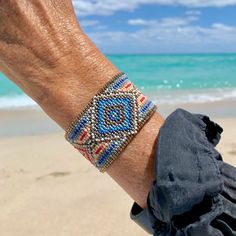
[65,73,157,172]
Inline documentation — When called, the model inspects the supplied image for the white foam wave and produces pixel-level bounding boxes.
[151,88,236,105]
[0,95,37,109]
[0,88,236,109]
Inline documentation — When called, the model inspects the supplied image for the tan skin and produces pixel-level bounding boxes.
[0,0,164,209]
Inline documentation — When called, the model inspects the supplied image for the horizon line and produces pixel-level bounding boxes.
[105,52,236,56]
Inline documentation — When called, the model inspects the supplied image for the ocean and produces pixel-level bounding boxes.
[0,53,236,109]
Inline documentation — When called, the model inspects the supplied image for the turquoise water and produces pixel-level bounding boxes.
[108,54,236,90]
[0,54,236,108]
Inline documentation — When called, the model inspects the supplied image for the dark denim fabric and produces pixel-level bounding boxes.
[131,109,236,235]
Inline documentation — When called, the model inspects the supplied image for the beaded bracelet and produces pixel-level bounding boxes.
[65,72,157,172]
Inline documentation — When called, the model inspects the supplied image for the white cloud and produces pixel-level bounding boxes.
[157,17,195,26]
[87,17,236,53]
[212,23,234,31]
[128,16,198,27]
[72,0,236,16]
[185,10,202,15]
[128,19,158,26]
[80,20,100,27]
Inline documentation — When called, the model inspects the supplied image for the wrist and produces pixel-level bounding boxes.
[36,32,119,130]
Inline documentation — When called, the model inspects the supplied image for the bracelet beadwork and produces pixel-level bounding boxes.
[65,72,157,172]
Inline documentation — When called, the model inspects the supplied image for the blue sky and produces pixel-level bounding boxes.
[72,0,236,54]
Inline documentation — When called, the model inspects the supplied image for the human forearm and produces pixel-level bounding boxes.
[35,33,120,131]
[0,0,164,208]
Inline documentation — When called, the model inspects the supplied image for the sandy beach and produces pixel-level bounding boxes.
[0,103,235,236]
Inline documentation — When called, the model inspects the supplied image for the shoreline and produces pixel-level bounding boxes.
[0,100,235,137]
[158,100,236,118]
[0,108,62,137]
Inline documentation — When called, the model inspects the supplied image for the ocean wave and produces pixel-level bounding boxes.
[0,88,236,109]
[0,95,37,109]
[150,88,236,105]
